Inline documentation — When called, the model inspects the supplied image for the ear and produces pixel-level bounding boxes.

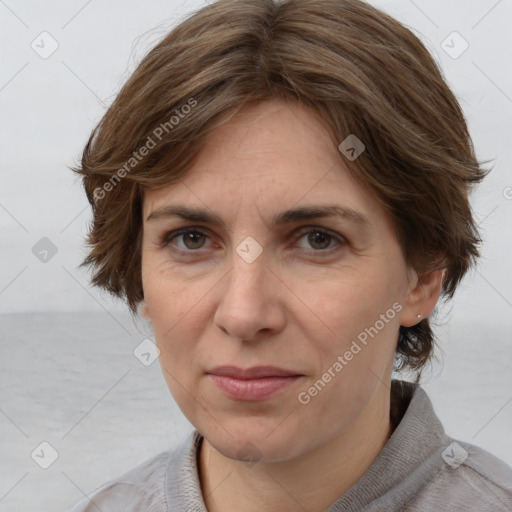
[400,268,445,327]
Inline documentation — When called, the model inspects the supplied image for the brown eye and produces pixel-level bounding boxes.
[307,230,332,250]
[180,231,207,250]
[295,227,345,253]
[162,227,211,253]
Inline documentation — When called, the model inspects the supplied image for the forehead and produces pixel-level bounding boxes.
[142,99,386,228]
[194,99,338,174]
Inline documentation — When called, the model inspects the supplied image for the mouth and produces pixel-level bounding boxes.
[206,366,304,401]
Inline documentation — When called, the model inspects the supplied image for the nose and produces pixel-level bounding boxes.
[213,249,286,342]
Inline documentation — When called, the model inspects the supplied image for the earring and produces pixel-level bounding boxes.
[417,314,422,318]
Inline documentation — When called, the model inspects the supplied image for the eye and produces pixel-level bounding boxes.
[161,227,212,254]
[294,227,345,253]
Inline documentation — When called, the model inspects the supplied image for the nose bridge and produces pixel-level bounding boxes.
[213,237,281,340]
[228,238,268,298]
[217,198,276,298]
[227,205,268,282]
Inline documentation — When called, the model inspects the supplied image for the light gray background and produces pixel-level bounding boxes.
[0,0,511,511]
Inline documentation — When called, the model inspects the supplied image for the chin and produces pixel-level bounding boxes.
[200,416,311,464]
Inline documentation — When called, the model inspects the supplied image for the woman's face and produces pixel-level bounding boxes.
[141,99,421,463]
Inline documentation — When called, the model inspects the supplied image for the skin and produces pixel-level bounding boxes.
[140,98,443,512]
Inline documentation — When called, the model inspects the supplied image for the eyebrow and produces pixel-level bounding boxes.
[146,204,370,228]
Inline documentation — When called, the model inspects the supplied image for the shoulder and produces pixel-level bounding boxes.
[66,449,172,512]
[406,439,512,512]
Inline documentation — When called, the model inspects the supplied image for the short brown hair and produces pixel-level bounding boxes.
[72,0,488,375]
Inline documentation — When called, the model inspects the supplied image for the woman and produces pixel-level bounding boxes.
[68,0,512,510]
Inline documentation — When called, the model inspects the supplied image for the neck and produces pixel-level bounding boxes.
[199,384,394,512]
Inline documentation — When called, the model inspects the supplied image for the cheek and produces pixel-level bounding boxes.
[294,276,402,429]
[142,265,199,362]
[304,266,401,336]
[142,255,204,327]
[143,273,204,414]
[298,268,403,387]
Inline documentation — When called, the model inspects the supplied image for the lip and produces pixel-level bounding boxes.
[207,366,303,401]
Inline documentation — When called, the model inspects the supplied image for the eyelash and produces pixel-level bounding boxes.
[159,226,346,257]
